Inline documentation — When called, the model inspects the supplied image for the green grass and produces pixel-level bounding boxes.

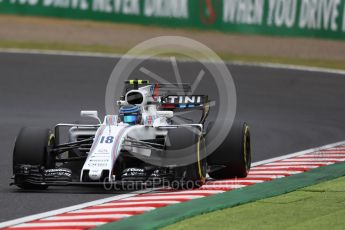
[161,176,345,230]
[1,40,344,71]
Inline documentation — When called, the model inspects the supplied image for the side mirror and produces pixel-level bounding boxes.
[80,111,101,124]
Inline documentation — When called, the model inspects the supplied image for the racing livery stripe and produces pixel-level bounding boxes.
[2,143,345,230]
[88,126,106,155]
[111,126,129,161]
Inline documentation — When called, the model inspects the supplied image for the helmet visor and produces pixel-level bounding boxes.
[124,115,137,123]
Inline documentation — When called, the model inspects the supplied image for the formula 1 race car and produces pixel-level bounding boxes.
[12,80,251,190]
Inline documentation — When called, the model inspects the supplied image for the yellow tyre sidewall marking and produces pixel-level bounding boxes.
[243,124,250,171]
[48,133,55,146]
[197,135,206,182]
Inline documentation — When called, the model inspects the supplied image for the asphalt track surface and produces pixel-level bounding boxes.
[0,52,345,222]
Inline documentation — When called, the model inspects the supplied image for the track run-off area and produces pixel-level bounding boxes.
[0,49,345,228]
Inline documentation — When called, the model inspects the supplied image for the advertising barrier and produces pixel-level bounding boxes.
[0,0,344,40]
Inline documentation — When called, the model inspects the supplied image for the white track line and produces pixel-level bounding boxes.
[11,222,106,228]
[249,170,301,174]
[265,162,333,166]
[200,184,247,189]
[207,179,266,183]
[98,201,181,206]
[230,60,345,76]
[247,175,285,179]
[70,207,156,213]
[281,158,345,162]
[250,168,306,172]
[252,140,345,167]
[150,190,225,195]
[43,214,132,220]
[298,154,345,157]
[122,195,205,201]
[254,167,317,171]
[1,48,345,76]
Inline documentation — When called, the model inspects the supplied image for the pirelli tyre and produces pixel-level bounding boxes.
[13,127,55,189]
[207,121,251,179]
[167,127,207,189]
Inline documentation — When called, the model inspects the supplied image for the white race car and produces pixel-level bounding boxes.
[12,80,251,190]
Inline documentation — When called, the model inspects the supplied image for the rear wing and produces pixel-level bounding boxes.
[123,80,210,124]
[160,95,207,109]
[160,95,210,125]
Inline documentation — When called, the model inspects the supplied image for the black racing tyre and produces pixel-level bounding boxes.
[207,121,251,179]
[167,127,207,190]
[13,127,55,189]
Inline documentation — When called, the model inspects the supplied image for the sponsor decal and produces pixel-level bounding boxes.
[1,0,344,38]
[145,115,154,125]
[88,156,110,167]
[223,0,264,25]
[44,168,72,177]
[88,163,108,167]
[93,0,140,14]
[299,0,341,31]
[163,95,203,104]
[200,0,218,25]
[97,148,109,153]
[144,0,189,18]
[221,0,345,36]
[124,168,145,172]
[89,159,109,162]
[0,0,188,18]
[94,152,109,155]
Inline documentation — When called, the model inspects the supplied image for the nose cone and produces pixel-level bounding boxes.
[89,169,102,181]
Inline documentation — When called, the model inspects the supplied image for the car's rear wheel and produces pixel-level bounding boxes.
[207,121,251,179]
[167,127,207,189]
[13,127,55,189]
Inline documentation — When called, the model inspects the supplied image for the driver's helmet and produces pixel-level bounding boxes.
[119,105,141,125]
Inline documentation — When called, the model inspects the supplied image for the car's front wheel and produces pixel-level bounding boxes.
[13,127,55,189]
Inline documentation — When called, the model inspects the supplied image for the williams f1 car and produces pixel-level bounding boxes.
[12,80,251,190]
